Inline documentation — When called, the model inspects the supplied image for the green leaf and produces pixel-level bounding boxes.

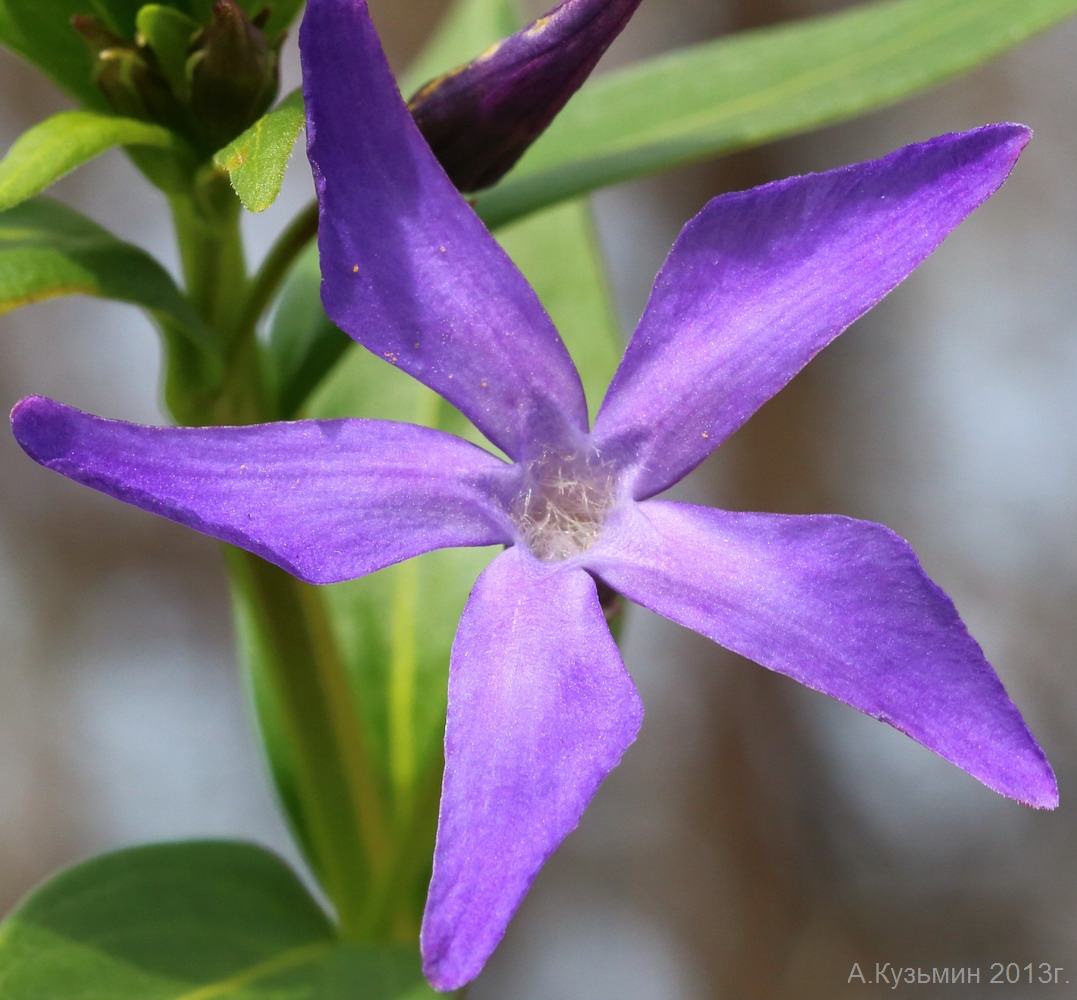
[0,0,117,108]
[474,0,1077,226]
[399,0,521,95]
[266,241,350,418]
[215,89,305,213]
[0,110,189,213]
[0,197,213,354]
[497,198,623,419]
[0,841,441,999]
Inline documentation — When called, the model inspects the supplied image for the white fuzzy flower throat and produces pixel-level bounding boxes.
[512,448,616,562]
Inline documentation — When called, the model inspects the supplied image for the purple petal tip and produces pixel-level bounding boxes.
[11,396,75,467]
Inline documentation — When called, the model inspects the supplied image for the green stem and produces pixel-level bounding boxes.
[226,550,393,937]
[238,199,319,347]
[170,185,248,341]
[169,171,273,424]
[167,172,413,941]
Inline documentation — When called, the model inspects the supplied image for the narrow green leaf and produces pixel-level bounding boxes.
[399,0,521,95]
[266,242,350,418]
[215,89,305,213]
[0,197,213,355]
[497,198,623,418]
[475,0,1077,226]
[0,841,441,999]
[0,0,114,108]
[0,110,188,213]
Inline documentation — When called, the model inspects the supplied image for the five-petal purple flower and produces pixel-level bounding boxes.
[10,0,1058,991]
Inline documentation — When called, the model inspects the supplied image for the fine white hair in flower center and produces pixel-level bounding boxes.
[511,447,616,562]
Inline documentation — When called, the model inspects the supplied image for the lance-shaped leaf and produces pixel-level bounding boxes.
[400,0,522,95]
[0,111,189,213]
[475,0,1077,226]
[0,197,214,356]
[0,0,117,108]
[408,0,643,191]
[0,840,442,999]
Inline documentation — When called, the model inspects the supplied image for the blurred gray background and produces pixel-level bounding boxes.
[2,1,1075,996]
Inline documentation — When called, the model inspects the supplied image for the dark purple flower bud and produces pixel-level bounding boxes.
[408,0,643,191]
[187,0,282,150]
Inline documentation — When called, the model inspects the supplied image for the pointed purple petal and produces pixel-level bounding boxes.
[594,125,1031,498]
[409,0,643,191]
[11,396,514,584]
[422,547,642,990]
[301,0,587,460]
[588,501,1057,807]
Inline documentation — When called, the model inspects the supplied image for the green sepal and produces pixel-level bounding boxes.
[237,0,304,37]
[135,4,201,103]
[0,840,442,999]
[0,109,193,212]
[474,0,1077,226]
[180,0,304,36]
[215,87,305,213]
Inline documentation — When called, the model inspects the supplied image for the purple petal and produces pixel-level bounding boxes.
[11,396,515,584]
[422,547,642,990]
[594,125,1031,498]
[409,0,643,191]
[301,0,588,460]
[587,501,1057,808]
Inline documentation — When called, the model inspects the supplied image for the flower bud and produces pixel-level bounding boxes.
[408,0,642,191]
[73,15,188,132]
[187,0,281,151]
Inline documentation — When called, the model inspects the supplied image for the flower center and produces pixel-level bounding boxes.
[511,447,616,562]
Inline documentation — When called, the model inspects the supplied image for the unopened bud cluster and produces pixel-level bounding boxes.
[74,0,281,155]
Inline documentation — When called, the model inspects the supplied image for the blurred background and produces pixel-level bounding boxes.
[1,0,1075,996]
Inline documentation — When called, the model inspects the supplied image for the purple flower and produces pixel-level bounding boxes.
[408,0,643,191]
[11,0,1058,990]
